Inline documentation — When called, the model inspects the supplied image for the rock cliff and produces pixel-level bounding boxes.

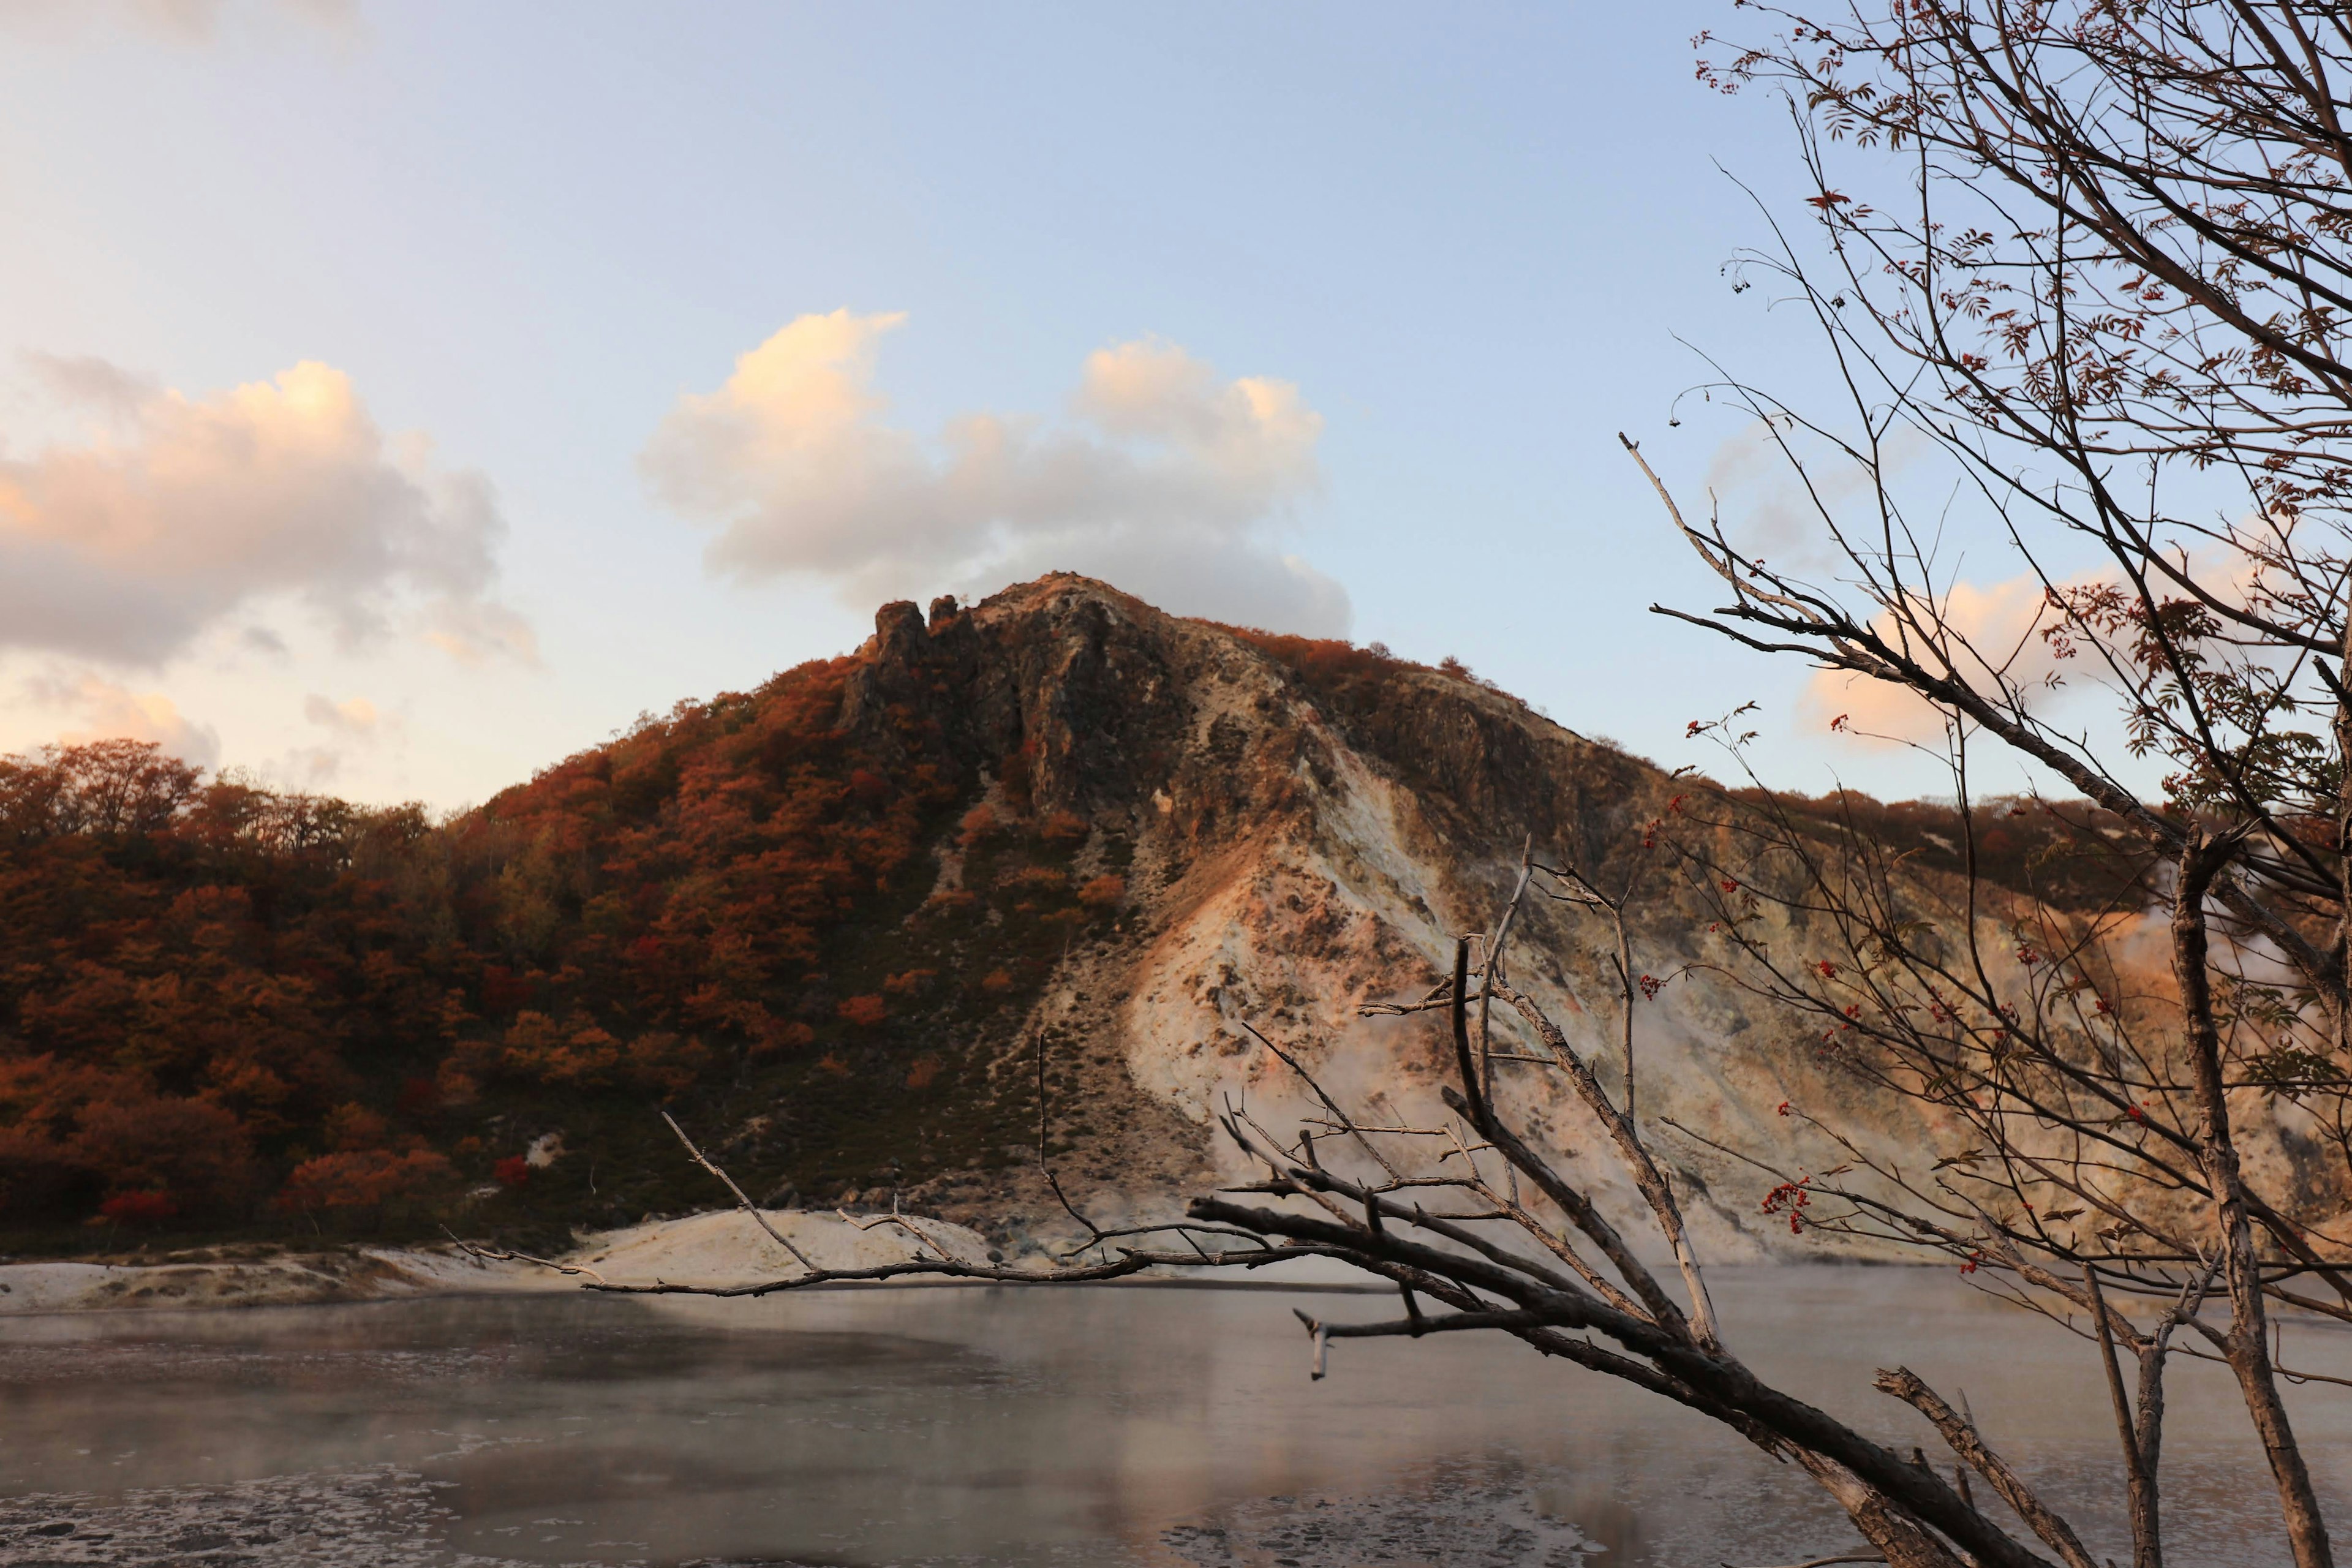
[844,575,1921,1260]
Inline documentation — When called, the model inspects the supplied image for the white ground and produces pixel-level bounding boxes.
[0,1207,998,1314]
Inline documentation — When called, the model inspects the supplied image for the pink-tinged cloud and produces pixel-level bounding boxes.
[0,356,532,666]
[29,671,220,767]
[639,311,1348,636]
[1800,540,2280,748]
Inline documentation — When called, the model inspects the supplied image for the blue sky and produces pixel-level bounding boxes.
[0,1,2056,808]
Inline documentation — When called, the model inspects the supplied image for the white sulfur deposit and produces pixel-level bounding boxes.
[0,1207,996,1314]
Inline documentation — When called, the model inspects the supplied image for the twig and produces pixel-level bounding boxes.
[662,1109,818,1273]
[440,1228,612,1288]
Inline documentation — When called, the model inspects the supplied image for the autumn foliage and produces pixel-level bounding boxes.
[0,635,1129,1243]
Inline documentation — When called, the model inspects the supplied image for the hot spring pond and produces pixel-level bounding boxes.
[3,1267,2348,1566]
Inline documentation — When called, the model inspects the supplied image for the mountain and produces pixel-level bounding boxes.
[0,573,2134,1256]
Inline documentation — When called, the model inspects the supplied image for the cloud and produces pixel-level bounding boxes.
[640,311,1349,635]
[1802,569,2097,745]
[1703,418,1933,572]
[974,532,1351,636]
[303,693,378,737]
[289,693,397,788]
[20,353,158,418]
[422,598,540,666]
[29,672,220,768]
[0,0,358,42]
[0,356,532,667]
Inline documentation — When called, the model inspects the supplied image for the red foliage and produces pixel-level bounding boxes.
[100,1189,178,1226]
[997,864,1068,896]
[480,966,535,1015]
[323,1102,390,1153]
[278,1148,454,1212]
[492,1155,531,1188]
[837,994,888,1028]
[0,631,970,1234]
[0,1056,259,1218]
[752,1020,816,1055]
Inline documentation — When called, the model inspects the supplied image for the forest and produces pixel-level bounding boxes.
[0,640,1118,1248]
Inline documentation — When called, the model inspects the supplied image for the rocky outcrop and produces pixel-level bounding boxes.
[810,575,1888,1259]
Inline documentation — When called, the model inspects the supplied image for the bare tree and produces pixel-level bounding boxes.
[467,6,2352,1564]
[1635,4,2352,1564]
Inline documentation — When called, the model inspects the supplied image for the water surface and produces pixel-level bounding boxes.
[2,1267,2346,1566]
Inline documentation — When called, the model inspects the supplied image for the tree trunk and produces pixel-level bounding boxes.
[2176,835,2334,1568]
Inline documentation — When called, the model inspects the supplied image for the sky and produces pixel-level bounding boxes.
[0,0,2085,810]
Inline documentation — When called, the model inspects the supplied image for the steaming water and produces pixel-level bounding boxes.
[3,1266,2349,1567]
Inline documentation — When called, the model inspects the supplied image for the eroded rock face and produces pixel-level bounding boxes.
[814,576,1815,1256]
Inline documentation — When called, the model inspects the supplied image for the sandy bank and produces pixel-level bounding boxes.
[0,1207,998,1315]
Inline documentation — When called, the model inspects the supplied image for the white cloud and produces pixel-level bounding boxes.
[639,311,1349,635]
[29,671,220,767]
[0,355,532,667]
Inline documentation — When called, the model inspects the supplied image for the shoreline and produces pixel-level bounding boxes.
[0,1208,1398,1317]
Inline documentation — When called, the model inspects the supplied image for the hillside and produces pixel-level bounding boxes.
[0,573,2173,1257]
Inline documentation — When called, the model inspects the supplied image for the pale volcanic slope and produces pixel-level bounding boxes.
[873,575,1954,1261]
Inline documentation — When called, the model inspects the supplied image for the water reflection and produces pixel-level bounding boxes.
[1,1267,2345,1566]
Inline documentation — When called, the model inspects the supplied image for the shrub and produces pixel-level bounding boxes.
[66,1093,257,1218]
[100,1189,178,1226]
[752,1019,817,1054]
[277,1148,455,1213]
